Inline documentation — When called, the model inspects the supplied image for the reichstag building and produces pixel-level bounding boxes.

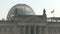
[0,4,60,34]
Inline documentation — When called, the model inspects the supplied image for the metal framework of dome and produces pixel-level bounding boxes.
[7,4,35,20]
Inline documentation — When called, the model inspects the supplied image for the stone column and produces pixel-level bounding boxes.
[18,27,21,34]
[46,26,48,34]
[38,26,40,34]
[40,26,42,34]
[14,24,17,34]
[20,26,24,34]
[19,26,21,34]
[41,26,46,34]
[34,26,36,34]
[29,26,31,34]
[24,26,25,34]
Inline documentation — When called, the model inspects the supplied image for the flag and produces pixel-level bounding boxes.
[51,10,54,13]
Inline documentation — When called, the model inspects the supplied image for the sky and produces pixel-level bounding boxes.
[0,0,60,20]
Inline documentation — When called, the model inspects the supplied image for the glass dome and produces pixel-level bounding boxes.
[7,4,35,20]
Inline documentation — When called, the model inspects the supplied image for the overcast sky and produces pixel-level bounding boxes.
[0,0,60,20]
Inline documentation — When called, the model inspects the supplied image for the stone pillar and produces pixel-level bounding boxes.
[29,26,31,34]
[19,26,21,34]
[14,24,17,34]
[40,26,42,34]
[46,26,48,34]
[18,27,21,34]
[38,26,40,34]
[34,26,36,34]
[20,26,24,34]
[24,26,25,34]
[41,26,46,34]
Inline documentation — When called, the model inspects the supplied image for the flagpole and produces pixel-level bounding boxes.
[53,12,55,17]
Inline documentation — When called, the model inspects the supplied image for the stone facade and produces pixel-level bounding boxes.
[0,15,47,34]
[1,16,60,34]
